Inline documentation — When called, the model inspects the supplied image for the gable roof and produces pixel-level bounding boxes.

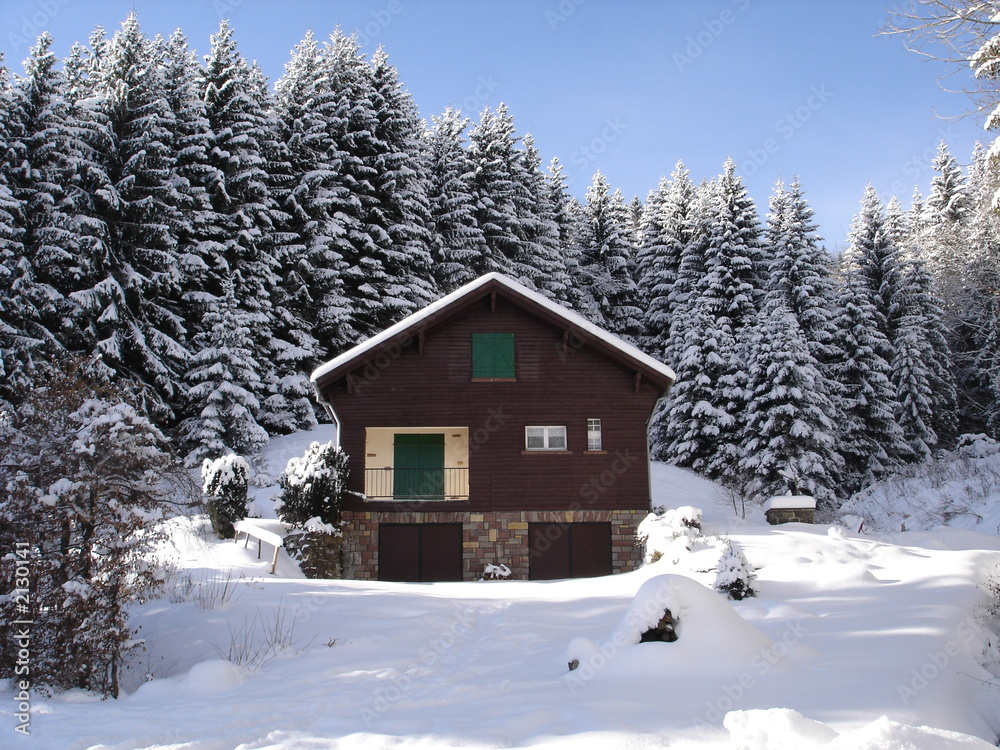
[310,273,676,391]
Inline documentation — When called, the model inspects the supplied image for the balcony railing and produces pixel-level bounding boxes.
[364,467,470,501]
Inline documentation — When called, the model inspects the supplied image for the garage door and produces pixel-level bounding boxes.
[378,523,463,582]
[528,522,613,580]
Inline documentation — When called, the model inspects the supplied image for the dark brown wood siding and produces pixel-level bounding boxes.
[323,293,664,515]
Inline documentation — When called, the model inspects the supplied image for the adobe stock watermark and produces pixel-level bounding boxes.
[358,604,501,725]
[5,0,73,57]
[673,0,752,73]
[460,74,502,116]
[738,84,833,178]
[897,617,980,704]
[569,117,629,173]
[10,541,33,736]
[692,619,809,726]
[546,0,586,31]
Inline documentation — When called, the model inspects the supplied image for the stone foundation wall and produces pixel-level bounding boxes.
[341,508,647,580]
[765,507,816,525]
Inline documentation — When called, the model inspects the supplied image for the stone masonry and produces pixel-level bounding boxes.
[341,509,647,580]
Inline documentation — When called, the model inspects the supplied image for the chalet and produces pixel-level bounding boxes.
[309,273,675,582]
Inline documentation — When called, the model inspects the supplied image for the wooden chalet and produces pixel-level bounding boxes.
[310,273,675,581]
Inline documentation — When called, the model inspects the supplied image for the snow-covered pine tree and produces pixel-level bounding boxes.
[574,171,643,339]
[513,134,571,301]
[0,54,29,406]
[765,178,840,364]
[713,540,757,601]
[843,185,902,346]
[68,13,188,423]
[698,158,766,333]
[546,157,587,309]
[272,30,352,357]
[179,274,270,465]
[3,35,83,399]
[894,256,959,452]
[636,162,696,359]
[361,45,438,328]
[468,103,523,278]
[201,20,289,431]
[423,107,487,292]
[737,298,842,508]
[829,269,909,493]
[651,296,738,478]
[159,29,227,342]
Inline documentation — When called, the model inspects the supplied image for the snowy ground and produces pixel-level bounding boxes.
[5,426,1000,749]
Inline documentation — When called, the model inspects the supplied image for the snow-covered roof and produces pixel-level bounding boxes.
[763,495,817,511]
[310,273,676,388]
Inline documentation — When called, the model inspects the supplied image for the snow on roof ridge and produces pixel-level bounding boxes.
[763,495,817,511]
[310,273,675,385]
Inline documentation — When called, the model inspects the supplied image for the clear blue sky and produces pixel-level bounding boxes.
[1,0,987,251]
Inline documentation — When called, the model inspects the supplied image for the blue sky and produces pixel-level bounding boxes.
[0,0,987,250]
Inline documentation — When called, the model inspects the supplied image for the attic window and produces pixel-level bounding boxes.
[472,333,515,380]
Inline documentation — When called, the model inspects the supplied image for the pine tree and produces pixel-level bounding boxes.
[0,54,28,406]
[765,178,839,363]
[5,33,82,385]
[273,29,352,356]
[738,298,842,508]
[200,20,289,430]
[513,134,570,300]
[698,158,765,333]
[423,107,486,291]
[637,162,696,360]
[829,270,908,492]
[468,103,522,277]
[574,171,643,339]
[180,275,270,465]
[651,296,738,477]
[68,13,188,422]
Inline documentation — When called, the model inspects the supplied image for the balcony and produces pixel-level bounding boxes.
[364,467,470,501]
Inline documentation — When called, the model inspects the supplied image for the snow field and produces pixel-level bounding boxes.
[4,429,1000,749]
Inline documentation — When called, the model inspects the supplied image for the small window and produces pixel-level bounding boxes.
[472,333,515,379]
[525,426,567,451]
[587,419,602,451]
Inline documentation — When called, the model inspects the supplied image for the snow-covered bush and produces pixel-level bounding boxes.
[841,434,1000,533]
[275,441,349,529]
[483,563,511,580]
[201,454,251,539]
[636,505,704,563]
[714,540,757,601]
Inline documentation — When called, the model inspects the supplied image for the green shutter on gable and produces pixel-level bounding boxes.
[472,333,515,379]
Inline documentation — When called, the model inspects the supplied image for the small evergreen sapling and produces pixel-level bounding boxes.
[201,454,250,539]
[714,541,757,601]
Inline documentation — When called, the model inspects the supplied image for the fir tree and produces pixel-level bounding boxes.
[829,270,908,492]
[69,13,188,422]
[423,107,486,291]
[575,170,643,339]
[180,275,269,465]
[738,298,842,508]
[637,162,696,360]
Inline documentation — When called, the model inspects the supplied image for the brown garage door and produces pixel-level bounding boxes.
[378,523,463,582]
[528,522,612,580]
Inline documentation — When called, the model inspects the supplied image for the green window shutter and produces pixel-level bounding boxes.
[472,333,515,378]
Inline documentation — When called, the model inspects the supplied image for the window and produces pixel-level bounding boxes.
[587,419,603,451]
[472,333,515,379]
[525,425,567,451]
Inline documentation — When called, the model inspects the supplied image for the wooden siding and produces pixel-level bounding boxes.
[321,292,665,514]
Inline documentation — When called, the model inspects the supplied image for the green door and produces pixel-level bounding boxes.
[393,434,445,500]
